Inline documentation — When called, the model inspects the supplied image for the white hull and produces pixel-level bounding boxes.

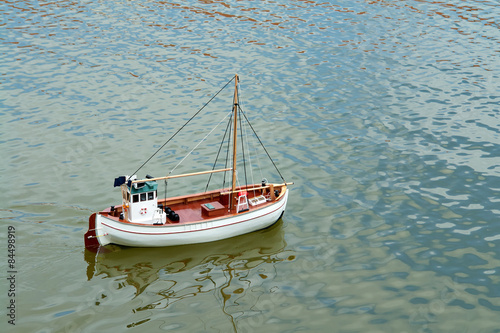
[94,190,288,247]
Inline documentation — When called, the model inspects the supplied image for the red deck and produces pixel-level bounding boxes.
[99,184,286,226]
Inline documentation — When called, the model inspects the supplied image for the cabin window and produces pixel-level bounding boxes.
[140,193,147,202]
[133,194,139,203]
[148,191,154,200]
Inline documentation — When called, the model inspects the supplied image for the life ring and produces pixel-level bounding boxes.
[140,208,147,215]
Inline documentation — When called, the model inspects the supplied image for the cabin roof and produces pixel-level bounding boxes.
[129,181,157,194]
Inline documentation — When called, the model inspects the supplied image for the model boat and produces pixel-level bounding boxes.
[84,75,292,249]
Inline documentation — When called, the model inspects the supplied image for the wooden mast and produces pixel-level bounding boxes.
[230,74,239,211]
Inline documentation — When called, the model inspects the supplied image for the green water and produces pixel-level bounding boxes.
[2,0,500,332]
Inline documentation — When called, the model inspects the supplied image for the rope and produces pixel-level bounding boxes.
[239,106,248,188]
[222,112,233,189]
[168,109,232,176]
[205,112,233,192]
[238,105,286,183]
[164,179,168,204]
[129,75,236,176]
[241,115,257,195]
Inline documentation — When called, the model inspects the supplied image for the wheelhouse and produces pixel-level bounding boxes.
[116,175,165,224]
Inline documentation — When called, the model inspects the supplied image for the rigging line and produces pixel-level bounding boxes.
[168,109,233,176]
[242,109,264,183]
[130,75,236,176]
[204,112,233,192]
[239,107,248,188]
[248,118,264,181]
[222,111,233,189]
[164,179,168,205]
[234,169,242,190]
[238,105,286,183]
[236,81,249,188]
[236,80,260,184]
[241,114,256,194]
[255,142,264,181]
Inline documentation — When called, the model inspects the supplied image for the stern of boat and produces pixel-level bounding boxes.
[84,213,100,250]
[84,212,113,250]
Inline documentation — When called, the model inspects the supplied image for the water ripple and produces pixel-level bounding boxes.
[2,0,500,332]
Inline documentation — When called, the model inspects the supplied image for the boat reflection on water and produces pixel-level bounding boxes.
[84,219,290,328]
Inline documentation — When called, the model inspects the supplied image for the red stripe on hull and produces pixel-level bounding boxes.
[101,198,286,236]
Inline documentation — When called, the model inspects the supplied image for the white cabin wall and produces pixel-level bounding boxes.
[129,191,159,223]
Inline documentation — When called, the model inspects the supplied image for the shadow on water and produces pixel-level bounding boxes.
[83,219,290,329]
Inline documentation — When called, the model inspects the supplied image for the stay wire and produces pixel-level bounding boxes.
[168,109,232,176]
[130,75,236,177]
[223,115,233,189]
[239,103,248,188]
[205,112,233,192]
[238,105,286,183]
